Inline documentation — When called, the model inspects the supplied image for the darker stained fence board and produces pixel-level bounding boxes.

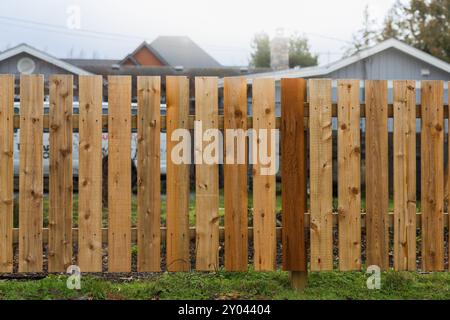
[281,78,307,272]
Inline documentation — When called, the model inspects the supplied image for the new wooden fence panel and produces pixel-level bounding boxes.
[337,80,361,271]
[48,75,73,272]
[365,80,389,270]
[281,78,307,272]
[19,75,44,273]
[421,80,444,272]
[195,77,219,271]
[0,75,14,273]
[393,80,416,271]
[252,78,276,271]
[108,76,132,272]
[78,76,103,272]
[309,79,333,271]
[224,77,248,271]
[137,76,161,272]
[166,76,190,272]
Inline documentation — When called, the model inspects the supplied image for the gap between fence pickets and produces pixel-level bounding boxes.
[8,211,449,244]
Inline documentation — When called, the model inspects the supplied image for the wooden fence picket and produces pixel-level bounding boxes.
[0,74,14,273]
[281,78,307,272]
[78,75,103,272]
[108,76,132,272]
[195,77,219,271]
[337,80,361,271]
[19,75,44,273]
[48,75,73,272]
[393,80,416,271]
[421,80,444,272]
[166,76,190,272]
[252,78,276,271]
[309,79,333,271]
[365,80,389,270]
[224,77,248,271]
[137,76,161,272]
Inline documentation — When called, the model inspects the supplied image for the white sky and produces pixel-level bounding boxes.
[0,0,397,66]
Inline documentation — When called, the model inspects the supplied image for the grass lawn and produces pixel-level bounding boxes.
[0,271,448,300]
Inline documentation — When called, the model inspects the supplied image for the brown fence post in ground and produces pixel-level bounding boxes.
[337,79,361,271]
[137,76,162,272]
[421,80,444,272]
[78,75,103,272]
[309,79,333,271]
[224,77,248,272]
[281,78,307,290]
[107,76,132,272]
[393,80,416,271]
[48,74,73,272]
[365,80,389,270]
[252,78,277,271]
[18,74,44,273]
[166,76,190,272]
[0,74,14,273]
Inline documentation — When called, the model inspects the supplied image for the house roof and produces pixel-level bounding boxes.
[220,38,450,85]
[149,36,222,68]
[118,41,169,66]
[0,43,93,75]
[62,58,120,68]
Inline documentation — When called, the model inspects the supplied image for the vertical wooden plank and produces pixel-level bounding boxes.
[48,75,73,272]
[108,76,131,272]
[281,78,307,272]
[224,77,248,271]
[166,76,190,272]
[195,77,219,271]
[337,80,361,271]
[19,75,44,273]
[0,75,14,273]
[365,80,389,270]
[252,78,276,271]
[421,80,444,272]
[393,80,416,271]
[309,79,333,271]
[78,75,103,272]
[137,76,161,272]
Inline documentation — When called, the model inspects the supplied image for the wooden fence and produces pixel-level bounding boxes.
[0,75,449,276]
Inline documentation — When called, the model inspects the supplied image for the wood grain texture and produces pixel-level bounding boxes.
[337,80,361,271]
[78,76,103,272]
[137,76,161,272]
[281,78,307,272]
[252,78,276,271]
[365,80,389,270]
[48,75,73,272]
[309,79,333,271]
[393,80,416,271]
[195,77,219,271]
[421,80,444,272]
[166,76,190,272]
[0,75,14,272]
[224,77,248,271]
[19,75,44,272]
[108,76,132,272]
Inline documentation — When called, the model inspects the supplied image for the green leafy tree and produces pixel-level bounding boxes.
[250,31,318,68]
[288,33,318,68]
[249,32,271,68]
[379,0,450,62]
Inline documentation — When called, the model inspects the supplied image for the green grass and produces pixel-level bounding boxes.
[0,271,449,300]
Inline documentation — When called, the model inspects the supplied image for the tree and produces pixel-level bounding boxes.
[379,0,450,62]
[345,5,378,56]
[249,31,318,68]
[288,33,318,68]
[249,32,271,68]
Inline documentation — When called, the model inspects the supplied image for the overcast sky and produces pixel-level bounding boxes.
[0,0,397,66]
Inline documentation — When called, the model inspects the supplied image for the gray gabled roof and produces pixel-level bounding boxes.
[149,36,222,68]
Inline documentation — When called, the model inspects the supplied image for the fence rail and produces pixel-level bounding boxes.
[0,74,449,274]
